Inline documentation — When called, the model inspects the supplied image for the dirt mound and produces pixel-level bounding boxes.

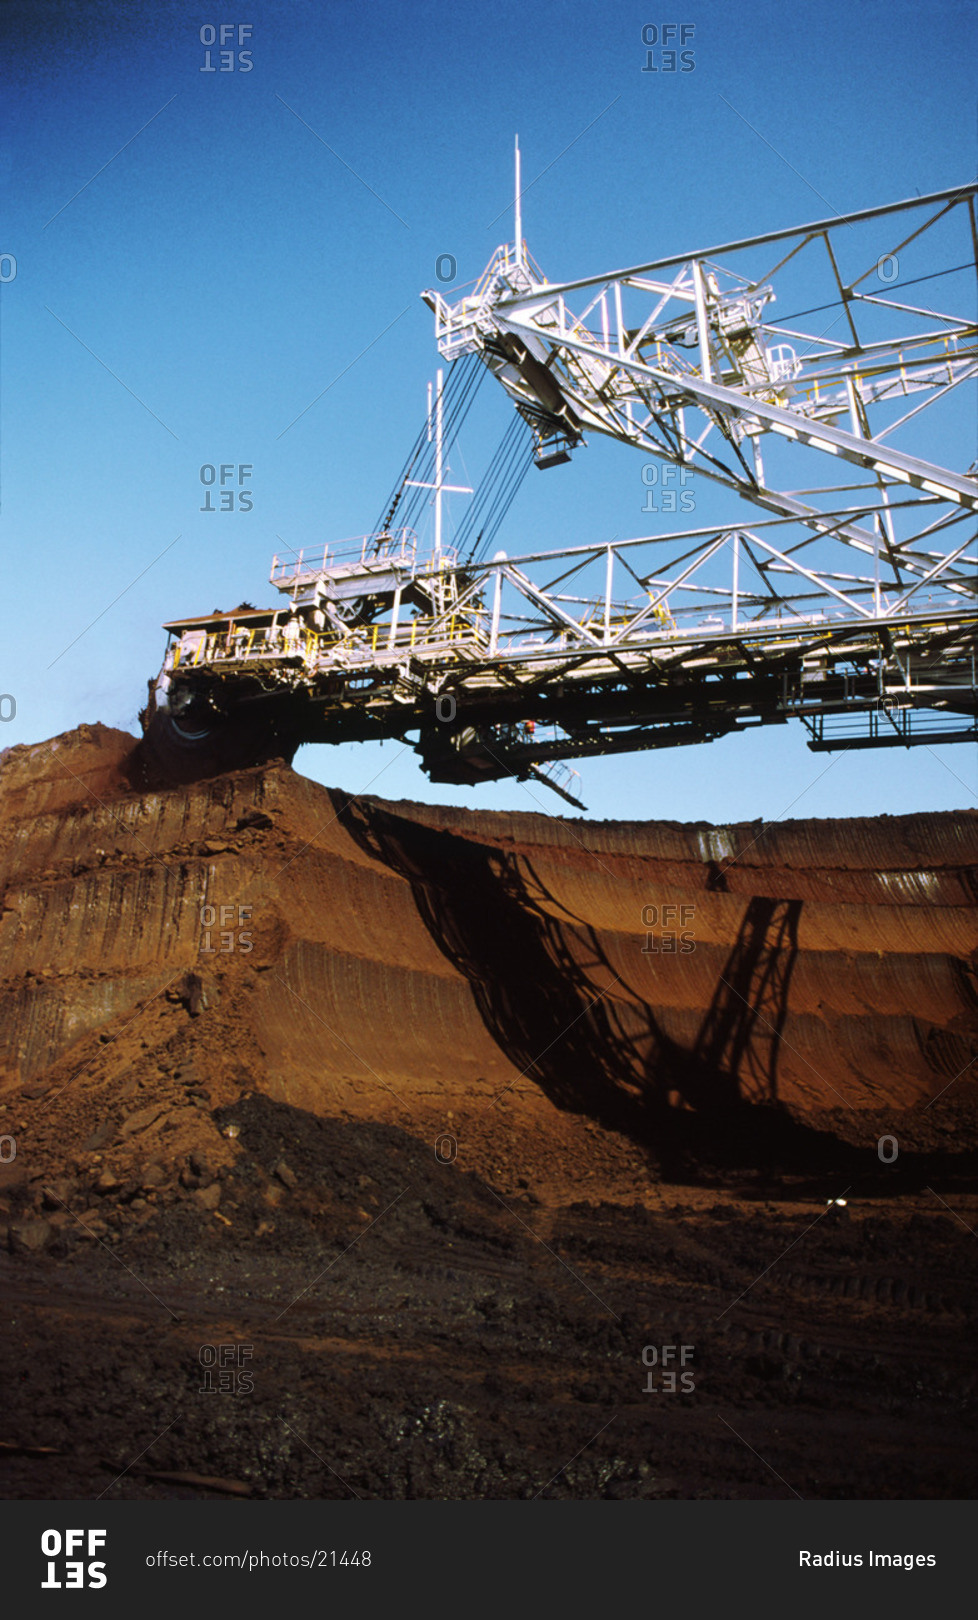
[0,723,140,818]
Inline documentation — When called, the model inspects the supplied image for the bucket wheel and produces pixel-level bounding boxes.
[138,680,299,784]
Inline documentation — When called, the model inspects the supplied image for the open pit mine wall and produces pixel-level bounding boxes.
[0,724,977,1128]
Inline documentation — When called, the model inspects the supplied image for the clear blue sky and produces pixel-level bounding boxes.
[1,0,975,821]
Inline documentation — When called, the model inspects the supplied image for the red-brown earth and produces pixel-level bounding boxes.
[1,723,976,1498]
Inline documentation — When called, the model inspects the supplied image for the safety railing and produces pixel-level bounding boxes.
[269,529,419,585]
[171,606,492,672]
[170,624,285,668]
[433,243,548,360]
[307,610,489,662]
[578,600,678,639]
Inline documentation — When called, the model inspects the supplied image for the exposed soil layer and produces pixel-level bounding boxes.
[1,725,976,1498]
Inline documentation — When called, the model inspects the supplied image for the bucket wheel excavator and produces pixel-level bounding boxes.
[141,164,978,802]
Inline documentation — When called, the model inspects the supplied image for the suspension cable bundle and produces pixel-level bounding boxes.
[453,413,535,564]
[373,355,485,538]
[372,354,536,565]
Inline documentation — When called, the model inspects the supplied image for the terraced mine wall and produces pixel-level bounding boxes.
[1,724,976,1193]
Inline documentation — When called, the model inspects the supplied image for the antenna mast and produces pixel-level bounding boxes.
[406,369,472,556]
[514,135,523,267]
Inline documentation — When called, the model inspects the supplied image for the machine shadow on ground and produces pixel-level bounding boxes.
[336,793,978,1196]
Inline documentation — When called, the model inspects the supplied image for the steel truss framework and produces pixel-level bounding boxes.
[424,183,978,534]
[150,186,978,805]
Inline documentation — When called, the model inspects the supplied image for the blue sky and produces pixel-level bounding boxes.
[1,0,975,821]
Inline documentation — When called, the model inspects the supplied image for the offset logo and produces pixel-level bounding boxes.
[641,903,696,954]
[199,903,253,954]
[199,1342,254,1395]
[199,24,254,72]
[41,1529,107,1589]
[642,1344,695,1392]
[200,464,254,512]
[640,23,696,71]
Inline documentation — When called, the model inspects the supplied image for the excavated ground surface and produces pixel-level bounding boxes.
[1,724,976,1499]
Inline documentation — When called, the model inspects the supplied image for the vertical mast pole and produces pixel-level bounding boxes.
[434,367,444,557]
[732,532,740,631]
[604,544,614,641]
[514,135,523,268]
